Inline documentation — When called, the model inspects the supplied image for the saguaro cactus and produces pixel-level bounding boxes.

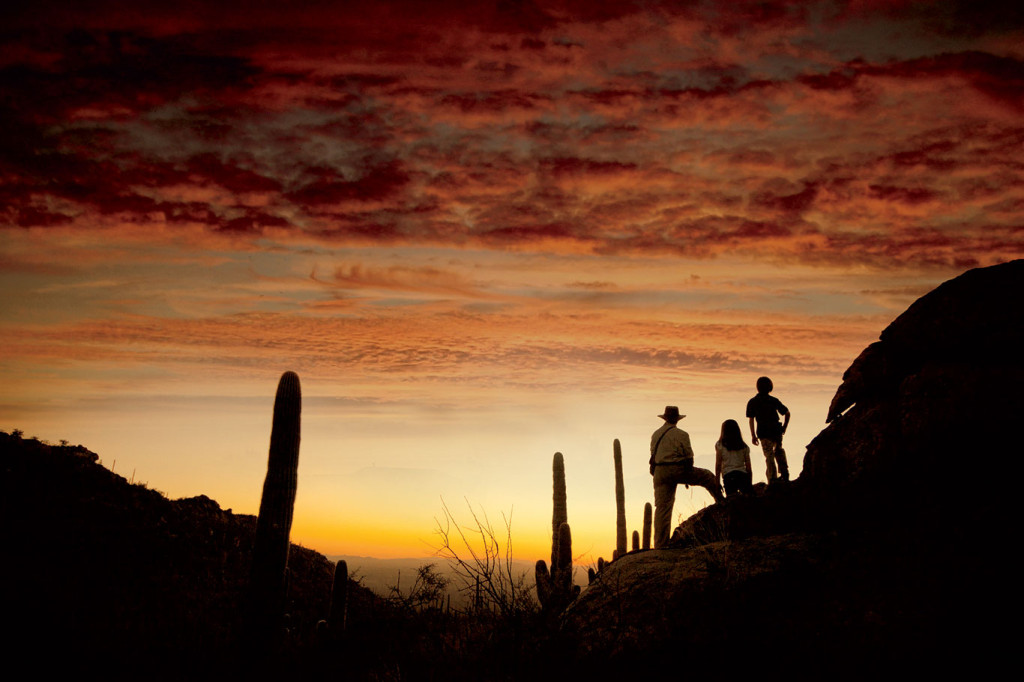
[537,521,574,611]
[551,452,567,568]
[643,502,652,550]
[247,371,302,647]
[632,530,640,552]
[614,439,627,557]
[535,559,552,605]
[329,559,348,636]
[537,452,576,612]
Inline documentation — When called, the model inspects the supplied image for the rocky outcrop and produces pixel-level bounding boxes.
[565,260,1023,674]
[809,259,1024,499]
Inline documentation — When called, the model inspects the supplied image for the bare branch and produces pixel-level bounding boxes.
[432,497,537,618]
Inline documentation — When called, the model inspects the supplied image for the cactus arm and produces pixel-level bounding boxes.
[551,452,567,568]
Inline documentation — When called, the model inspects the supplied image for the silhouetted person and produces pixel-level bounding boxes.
[746,376,790,483]
[715,419,752,497]
[650,406,724,548]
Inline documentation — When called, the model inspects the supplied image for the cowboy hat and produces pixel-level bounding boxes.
[658,406,685,421]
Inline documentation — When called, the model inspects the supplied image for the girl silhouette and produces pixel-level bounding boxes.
[715,419,752,497]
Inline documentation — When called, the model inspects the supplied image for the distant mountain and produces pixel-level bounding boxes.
[329,554,541,608]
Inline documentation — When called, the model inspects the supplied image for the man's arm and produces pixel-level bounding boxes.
[781,409,790,435]
[748,417,759,446]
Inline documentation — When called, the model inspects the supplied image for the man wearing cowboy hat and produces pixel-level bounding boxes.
[650,406,724,548]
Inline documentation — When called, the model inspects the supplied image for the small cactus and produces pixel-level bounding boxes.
[329,559,348,636]
[535,559,554,606]
[632,530,640,552]
[246,371,302,648]
[614,439,627,557]
[643,502,652,550]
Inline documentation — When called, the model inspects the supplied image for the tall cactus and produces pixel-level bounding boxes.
[642,502,652,550]
[537,452,576,612]
[551,452,567,568]
[614,439,627,557]
[247,371,302,648]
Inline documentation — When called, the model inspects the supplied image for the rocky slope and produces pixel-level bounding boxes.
[0,432,344,670]
[564,260,1022,675]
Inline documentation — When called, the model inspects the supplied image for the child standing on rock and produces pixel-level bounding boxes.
[746,376,791,483]
[715,419,753,497]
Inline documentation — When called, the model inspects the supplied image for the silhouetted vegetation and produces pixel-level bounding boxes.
[0,430,565,680]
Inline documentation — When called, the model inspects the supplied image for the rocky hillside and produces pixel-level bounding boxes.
[565,259,1021,676]
[0,432,346,670]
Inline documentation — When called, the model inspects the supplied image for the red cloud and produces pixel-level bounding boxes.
[285,161,410,206]
[329,263,490,299]
[1,1,1021,273]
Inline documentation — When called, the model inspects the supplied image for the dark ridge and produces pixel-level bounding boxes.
[0,433,360,675]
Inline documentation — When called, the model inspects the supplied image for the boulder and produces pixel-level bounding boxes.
[827,258,1024,423]
[808,258,1024,499]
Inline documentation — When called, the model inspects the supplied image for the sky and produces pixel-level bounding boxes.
[2,0,1022,563]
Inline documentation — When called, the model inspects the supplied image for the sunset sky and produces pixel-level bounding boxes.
[2,1,1022,563]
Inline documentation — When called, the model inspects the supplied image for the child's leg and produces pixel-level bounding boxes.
[762,439,779,480]
[775,443,789,481]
